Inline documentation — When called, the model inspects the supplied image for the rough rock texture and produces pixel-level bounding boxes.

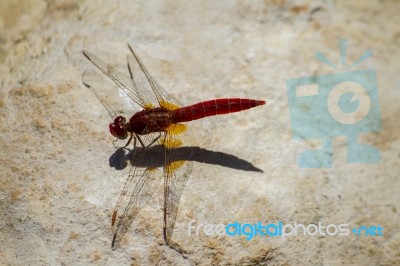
[1,0,399,265]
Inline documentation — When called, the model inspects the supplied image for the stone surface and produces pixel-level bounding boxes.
[0,0,399,265]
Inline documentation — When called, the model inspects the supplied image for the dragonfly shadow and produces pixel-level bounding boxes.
[109,146,263,173]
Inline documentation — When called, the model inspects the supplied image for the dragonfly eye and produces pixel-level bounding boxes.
[109,116,128,139]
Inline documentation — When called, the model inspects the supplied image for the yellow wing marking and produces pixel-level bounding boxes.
[147,167,158,173]
[143,103,156,109]
[165,124,187,135]
[160,100,180,111]
[159,138,183,148]
[166,160,185,174]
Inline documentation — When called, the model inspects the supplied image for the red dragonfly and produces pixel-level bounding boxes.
[82,44,265,250]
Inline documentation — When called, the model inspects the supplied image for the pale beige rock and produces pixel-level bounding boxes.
[1,0,399,265]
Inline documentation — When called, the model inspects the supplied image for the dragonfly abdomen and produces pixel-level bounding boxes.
[172,98,265,123]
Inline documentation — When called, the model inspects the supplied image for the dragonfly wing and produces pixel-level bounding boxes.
[126,54,160,109]
[83,50,153,109]
[160,125,194,243]
[111,134,164,250]
[82,70,132,119]
[127,44,184,109]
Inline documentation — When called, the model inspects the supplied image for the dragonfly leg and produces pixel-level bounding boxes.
[136,134,146,149]
[135,133,161,150]
[146,133,161,148]
[112,138,119,149]
[123,133,134,148]
[111,133,133,149]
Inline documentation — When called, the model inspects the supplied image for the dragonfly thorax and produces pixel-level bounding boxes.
[109,116,129,140]
[129,108,173,135]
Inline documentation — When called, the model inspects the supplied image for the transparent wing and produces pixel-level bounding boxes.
[160,124,194,244]
[83,45,183,111]
[82,70,132,119]
[83,50,154,109]
[111,126,194,249]
[111,132,164,250]
[126,44,183,109]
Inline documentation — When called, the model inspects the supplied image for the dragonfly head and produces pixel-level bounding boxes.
[109,116,128,139]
